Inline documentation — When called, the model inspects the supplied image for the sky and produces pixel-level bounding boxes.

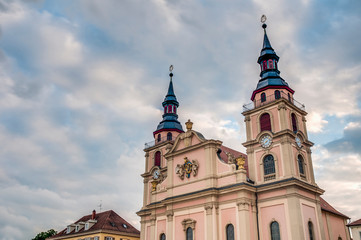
[0,0,360,239]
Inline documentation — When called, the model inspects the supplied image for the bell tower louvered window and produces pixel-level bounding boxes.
[260,113,271,132]
[291,113,298,132]
[154,151,161,167]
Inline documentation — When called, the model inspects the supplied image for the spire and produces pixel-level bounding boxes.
[153,65,184,137]
[163,69,177,104]
[251,17,294,100]
[258,23,279,63]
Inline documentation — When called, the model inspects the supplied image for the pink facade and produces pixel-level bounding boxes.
[138,24,350,240]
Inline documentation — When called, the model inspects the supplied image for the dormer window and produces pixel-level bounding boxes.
[66,226,71,234]
[85,223,89,230]
[75,225,79,232]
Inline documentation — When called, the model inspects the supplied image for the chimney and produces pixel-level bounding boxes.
[92,210,96,220]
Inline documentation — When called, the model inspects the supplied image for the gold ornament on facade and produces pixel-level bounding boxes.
[175,157,199,180]
[185,119,193,131]
[151,181,158,192]
[236,156,246,170]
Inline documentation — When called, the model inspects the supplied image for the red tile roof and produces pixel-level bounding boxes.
[320,197,349,219]
[347,218,361,227]
[219,145,248,175]
[49,210,139,239]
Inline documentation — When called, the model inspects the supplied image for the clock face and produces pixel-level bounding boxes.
[260,134,272,148]
[153,169,160,179]
[295,136,302,147]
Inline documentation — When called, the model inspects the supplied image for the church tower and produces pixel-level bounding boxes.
[137,21,350,240]
[242,22,326,239]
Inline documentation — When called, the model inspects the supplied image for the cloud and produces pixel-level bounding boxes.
[325,118,361,154]
[313,145,361,220]
[0,0,360,239]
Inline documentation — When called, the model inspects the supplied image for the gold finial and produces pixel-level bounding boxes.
[261,15,267,30]
[261,15,267,23]
[185,119,193,131]
[169,65,174,78]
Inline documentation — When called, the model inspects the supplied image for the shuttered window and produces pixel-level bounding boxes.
[155,151,161,167]
[260,113,271,132]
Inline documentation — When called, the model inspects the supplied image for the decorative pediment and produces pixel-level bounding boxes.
[167,120,206,154]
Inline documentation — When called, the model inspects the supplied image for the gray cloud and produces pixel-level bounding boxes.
[0,0,361,239]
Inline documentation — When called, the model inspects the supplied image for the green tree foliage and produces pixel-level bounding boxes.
[32,229,57,240]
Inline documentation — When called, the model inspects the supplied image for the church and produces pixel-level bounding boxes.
[136,22,350,240]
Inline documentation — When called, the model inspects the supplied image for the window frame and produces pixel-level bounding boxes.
[275,90,280,100]
[291,113,298,133]
[260,113,272,132]
[308,221,314,240]
[263,154,276,181]
[261,92,266,103]
[270,221,281,240]
[226,224,235,240]
[298,154,305,177]
[154,151,161,167]
[160,233,166,240]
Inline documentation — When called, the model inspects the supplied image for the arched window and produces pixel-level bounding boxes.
[274,61,278,69]
[268,59,274,69]
[186,227,193,240]
[173,105,176,113]
[260,113,272,132]
[157,134,161,143]
[275,90,280,99]
[263,61,267,71]
[167,132,172,141]
[226,224,234,240]
[270,221,280,240]
[288,93,291,102]
[298,155,305,176]
[291,113,298,132]
[168,105,172,113]
[261,93,266,102]
[338,237,342,240]
[160,233,166,240]
[154,151,161,167]
[263,155,275,180]
[308,221,314,240]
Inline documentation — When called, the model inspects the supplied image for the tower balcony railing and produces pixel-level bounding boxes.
[144,135,176,149]
[242,92,305,112]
